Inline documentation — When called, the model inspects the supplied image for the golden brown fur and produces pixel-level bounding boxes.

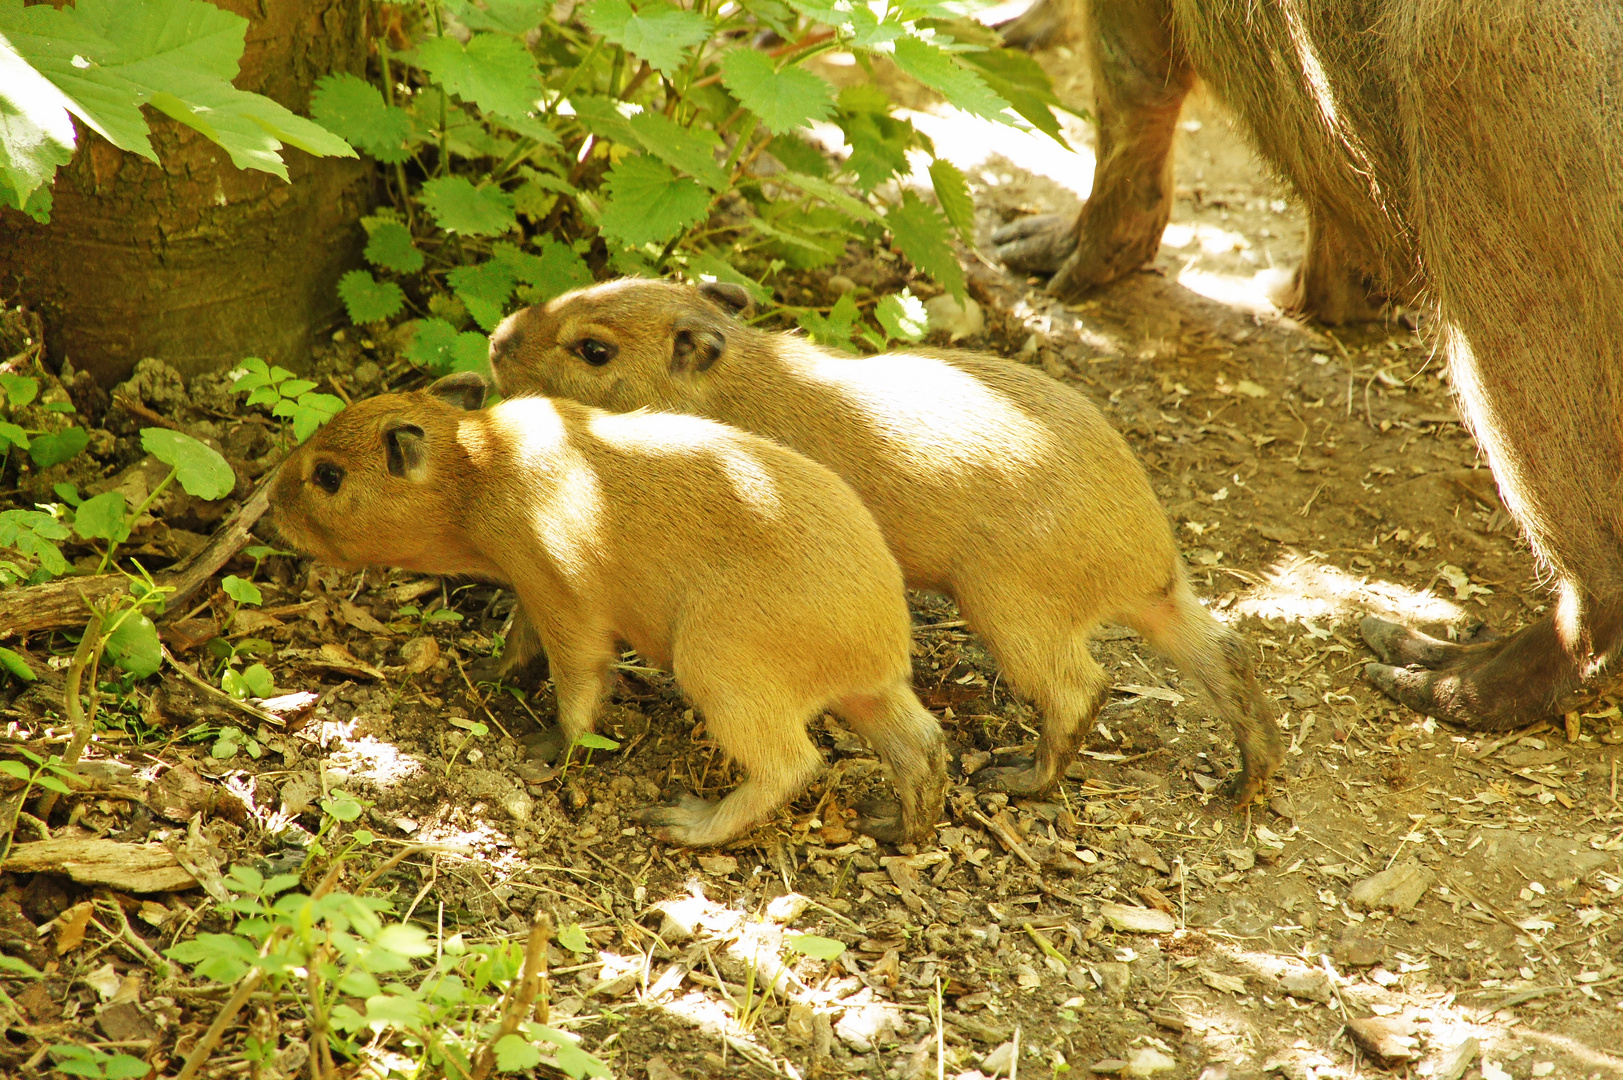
[269,374,947,846]
[489,280,1283,803]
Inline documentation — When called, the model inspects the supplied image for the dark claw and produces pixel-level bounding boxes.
[852,798,906,845]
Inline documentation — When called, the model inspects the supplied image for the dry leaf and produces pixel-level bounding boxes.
[339,599,391,635]
[54,901,94,955]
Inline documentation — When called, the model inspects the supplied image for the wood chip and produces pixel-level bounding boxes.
[1100,902,1176,934]
[4,838,197,892]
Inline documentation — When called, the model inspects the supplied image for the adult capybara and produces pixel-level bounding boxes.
[994,0,1623,732]
[268,373,947,847]
[488,279,1283,805]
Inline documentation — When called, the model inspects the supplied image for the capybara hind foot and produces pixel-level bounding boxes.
[971,756,1055,797]
[1360,613,1604,732]
[633,793,738,847]
[852,798,909,845]
[995,0,1071,50]
[992,214,1082,275]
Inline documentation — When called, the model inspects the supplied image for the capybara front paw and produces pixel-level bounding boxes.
[853,798,909,845]
[632,793,719,846]
[1220,768,1269,808]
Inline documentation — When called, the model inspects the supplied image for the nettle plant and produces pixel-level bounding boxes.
[312,0,1066,362]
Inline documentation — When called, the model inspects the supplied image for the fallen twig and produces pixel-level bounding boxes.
[471,913,555,1080]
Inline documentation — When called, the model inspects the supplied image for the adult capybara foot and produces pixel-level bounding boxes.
[971,757,1055,796]
[632,793,725,847]
[1361,613,1588,732]
[992,214,1080,275]
[852,798,908,845]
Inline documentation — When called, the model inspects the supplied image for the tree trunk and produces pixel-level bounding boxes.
[0,0,374,386]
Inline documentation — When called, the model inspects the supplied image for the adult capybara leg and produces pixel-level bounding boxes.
[963,599,1111,795]
[1128,581,1282,805]
[469,603,548,685]
[635,694,826,846]
[992,0,1194,297]
[1359,3,1623,728]
[832,684,948,844]
[1275,210,1387,326]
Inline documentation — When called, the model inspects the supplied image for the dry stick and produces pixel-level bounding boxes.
[0,463,281,638]
[470,913,555,1080]
[174,846,422,1080]
[161,645,285,729]
[966,809,1041,871]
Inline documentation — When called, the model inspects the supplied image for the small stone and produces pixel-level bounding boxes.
[1094,961,1131,1001]
[980,1041,1015,1077]
[1090,1060,1128,1075]
[1277,968,1333,1004]
[400,635,440,673]
[1334,930,1384,967]
[1123,1047,1177,1076]
[924,294,985,341]
[786,1003,816,1044]
[1347,859,1434,914]
[1434,1038,1480,1080]
[1099,902,1176,934]
[826,274,858,294]
[766,893,809,922]
[1225,847,1256,872]
[1346,1016,1419,1062]
[696,854,738,877]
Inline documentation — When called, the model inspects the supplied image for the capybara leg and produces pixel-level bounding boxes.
[1274,210,1387,325]
[995,0,1074,51]
[1362,592,1623,732]
[469,602,549,685]
[969,622,1111,796]
[832,683,948,844]
[1130,582,1283,806]
[635,699,825,847]
[993,0,1195,297]
[548,645,614,746]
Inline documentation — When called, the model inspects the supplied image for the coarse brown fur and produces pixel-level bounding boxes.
[489,279,1284,804]
[268,374,947,847]
[997,0,1623,730]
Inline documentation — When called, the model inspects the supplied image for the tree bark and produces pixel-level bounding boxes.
[0,0,374,386]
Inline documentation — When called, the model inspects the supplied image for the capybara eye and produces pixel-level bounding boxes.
[574,338,617,366]
[313,462,345,494]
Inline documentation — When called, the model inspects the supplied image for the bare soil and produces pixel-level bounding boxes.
[4,31,1623,1080]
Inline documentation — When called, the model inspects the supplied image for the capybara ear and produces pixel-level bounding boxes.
[698,280,752,318]
[670,317,727,376]
[384,422,429,481]
[427,371,489,411]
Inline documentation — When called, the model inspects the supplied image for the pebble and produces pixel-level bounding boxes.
[1347,859,1434,913]
[1124,1048,1177,1076]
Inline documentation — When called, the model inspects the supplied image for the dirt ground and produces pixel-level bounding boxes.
[4,25,1623,1080]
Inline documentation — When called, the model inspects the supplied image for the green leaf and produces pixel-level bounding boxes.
[102,1055,153,1080]
[52,482,83,507]
[557,922,590,955]
[448,258,520,332]
[322,792,363,821]
[628,111,728,192]
[229,356,275,393]
[449,0,552,36]
[786,933,846,960]
[413,32,541,119]
[679,251,772,305]
[337,969,382,998]
[960,47,1069,147]
[1,0,353,202]
[363,219,424,274]
[73,491,130,544]
[573,732,620,751]
[875,289,928,343]
[105,612,162,679]
[494,1033,542,1072]
[596,157,711,248]
[310,72,413,163]
[141,428,236,499]
[280,392,345,443]
[798,292,860,351]
[27,426,88,469]
[407,319,491,376]
[719,49,835,135]
[0,33,78,208]
[838,110,915,191]
[887,191,965,299]
[778,170,880,222]
[928,158,976,246]
[0,508,69,576]
[242,662,274,698]
[580,0,713,74]
[521,238,594,303]
[553,1042,613,1079]
[420,175,518,236]
[363,993,429,1027]
[338,270,406,325]
[0,760,30,781]
[0,647,33,683]
[221,575,263,606]
[0,952,42,976]
[0,421,29,451]
[36,775,70,795]
[0,372,39,409]
[891,37,1012,124]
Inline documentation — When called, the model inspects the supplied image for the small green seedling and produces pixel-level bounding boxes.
[231,357,346,443]
[786,934,847,962]
[1,749,75,863]
[47,1044,150,1080]
[211,725,263,760]
[445,715,490,775]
